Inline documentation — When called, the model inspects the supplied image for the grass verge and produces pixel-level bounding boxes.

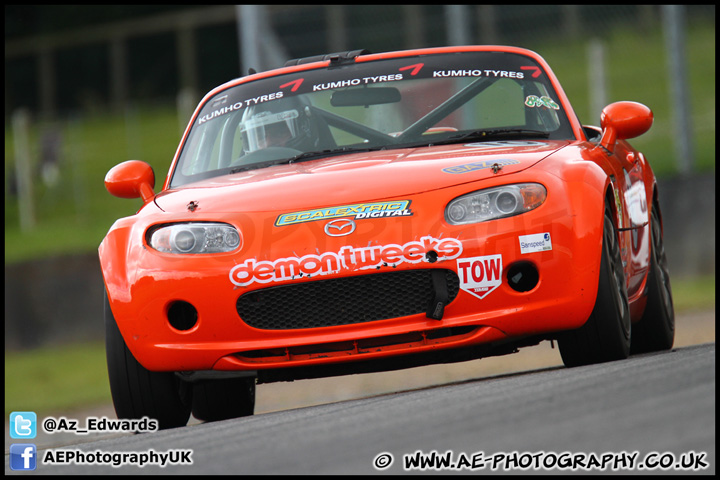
[5,341,110,417]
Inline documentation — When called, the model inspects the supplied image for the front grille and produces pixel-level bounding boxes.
[236,269,460,330]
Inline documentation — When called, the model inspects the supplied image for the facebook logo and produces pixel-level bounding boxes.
[10,444,37,471]
[10,411,37,439]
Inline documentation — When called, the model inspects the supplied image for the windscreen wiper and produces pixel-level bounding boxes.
[229,147,384,174]
[284,146,384,164]
[431,128,550,145]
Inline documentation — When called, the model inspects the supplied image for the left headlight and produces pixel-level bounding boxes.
[445,183,547,225]
[148,222,241,254]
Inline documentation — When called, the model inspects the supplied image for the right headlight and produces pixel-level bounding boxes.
[148,222,241,254]
[445,183,547,225]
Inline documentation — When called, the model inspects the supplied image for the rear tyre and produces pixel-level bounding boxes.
[105,291,192,429]
[630,202,675,353]
[558,204,631,367]
[191,377,256,422]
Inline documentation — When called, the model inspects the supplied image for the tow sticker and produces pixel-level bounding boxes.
[457,254,503,299]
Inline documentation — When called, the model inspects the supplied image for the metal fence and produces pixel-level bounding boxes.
[4,5,714,114]
[4,5,715,236]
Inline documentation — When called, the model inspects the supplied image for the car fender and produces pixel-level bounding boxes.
[99,202,163,331]
[545,143,651,318]
[539,147,610,232]
[99,217,136,305]
[533,149,614,299]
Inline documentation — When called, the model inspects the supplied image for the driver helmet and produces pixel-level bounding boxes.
[240,98,314,153]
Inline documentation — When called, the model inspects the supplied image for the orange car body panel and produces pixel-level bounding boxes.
[99,46,657,374]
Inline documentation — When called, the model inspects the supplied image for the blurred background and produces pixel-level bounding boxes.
[4,5,715,416]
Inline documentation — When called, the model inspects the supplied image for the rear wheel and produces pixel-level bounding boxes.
[191,377,256,422]
[630,202,675,353]
[105,291,192,429]
[558,204,631,367]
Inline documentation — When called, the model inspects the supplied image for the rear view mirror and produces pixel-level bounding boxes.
[331,87,401,107]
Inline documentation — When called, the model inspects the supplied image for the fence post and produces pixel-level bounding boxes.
[326,5,347,52]
[587,38,608,122]
[237,5,289,73]
[12,109,36,232]
[238,5,261,74]
[446,5,471,46]
[662,5,694,175]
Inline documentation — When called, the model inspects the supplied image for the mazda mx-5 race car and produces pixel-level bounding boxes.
[100,45,674,429]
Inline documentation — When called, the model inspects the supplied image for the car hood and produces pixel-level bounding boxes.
[154,140,571,213]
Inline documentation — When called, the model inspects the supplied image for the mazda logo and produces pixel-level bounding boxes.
[324,218,356,237]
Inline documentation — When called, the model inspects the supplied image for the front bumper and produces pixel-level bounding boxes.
[100,173,604,373]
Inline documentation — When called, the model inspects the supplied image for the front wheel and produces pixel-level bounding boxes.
[630,202,675,353]
[105,291,192,429]
[558,204,631,367]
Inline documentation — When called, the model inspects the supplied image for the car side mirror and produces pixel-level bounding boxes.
[105,160,155,203]
[599,101,653,152]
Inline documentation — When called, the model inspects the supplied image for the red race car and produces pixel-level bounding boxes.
[100,46,674,429]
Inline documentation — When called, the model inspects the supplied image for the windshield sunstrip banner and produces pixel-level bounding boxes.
[195,52,547,127]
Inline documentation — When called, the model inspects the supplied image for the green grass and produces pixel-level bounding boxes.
[5,105,179,263]
[5,341,111,416]
[533,21,715,176]
[3,276,714,417]
[4,21,715,265]
[671,274,716,313]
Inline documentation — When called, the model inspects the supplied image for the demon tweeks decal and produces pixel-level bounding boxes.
[230,236,462,287]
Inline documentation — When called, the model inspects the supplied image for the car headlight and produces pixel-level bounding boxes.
[445,183,547,225]
[148,223,241,254]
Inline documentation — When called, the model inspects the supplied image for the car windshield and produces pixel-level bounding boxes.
[170,50,575,187]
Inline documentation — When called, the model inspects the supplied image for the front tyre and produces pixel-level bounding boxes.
[559,203,631,367]
[630,201,675,353]
[105,291,192,429]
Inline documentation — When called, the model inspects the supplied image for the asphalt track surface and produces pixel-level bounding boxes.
[6,340,714,475]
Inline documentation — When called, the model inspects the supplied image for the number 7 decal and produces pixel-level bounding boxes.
[520,66,542,78]
[280,79,304,92]
[399,63,424,76]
